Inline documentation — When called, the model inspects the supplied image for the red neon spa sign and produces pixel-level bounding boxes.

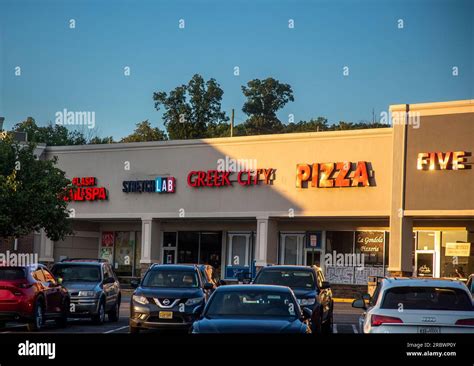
[64,177,108,202]
[187,169,275,188]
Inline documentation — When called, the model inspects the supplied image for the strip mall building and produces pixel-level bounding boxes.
[32,100,473,294]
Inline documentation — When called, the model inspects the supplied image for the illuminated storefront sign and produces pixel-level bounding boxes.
[64,177,108,201]
[187,169,275,188]
[122,177,176,193]
[296,162,371,188]
[445,243,471,257]
[417,151,469,170]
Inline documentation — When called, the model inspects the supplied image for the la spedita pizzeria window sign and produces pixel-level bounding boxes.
[296,162,371,188]
[64,177,108,202]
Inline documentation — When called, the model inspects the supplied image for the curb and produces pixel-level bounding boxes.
[333,298,354,303]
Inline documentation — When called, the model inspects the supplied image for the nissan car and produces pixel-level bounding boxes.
[129,264,213,333]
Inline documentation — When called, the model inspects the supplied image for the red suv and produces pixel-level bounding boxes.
[0,264,70,331]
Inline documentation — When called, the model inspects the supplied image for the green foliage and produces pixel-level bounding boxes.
[0,136,72,241]
[13,117,87,146]
[120,120,167,143]
[241,78,294,135]
[153,74,228,139]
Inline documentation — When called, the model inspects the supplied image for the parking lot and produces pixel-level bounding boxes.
[0,297,363,334]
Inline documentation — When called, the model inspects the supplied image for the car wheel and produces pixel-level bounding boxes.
[55,299,69,328]
[27,300,44,331]
[92,300,106,325]
[107,300,120,322]
[129,325,140,334]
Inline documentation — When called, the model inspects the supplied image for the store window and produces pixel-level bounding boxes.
[177,232,200,263]
[355,231,385,266]
[440,230,471,279]
[279,233,305,265]
[325,230,387,285]
[225,232,253,280]
[114,232,135,278]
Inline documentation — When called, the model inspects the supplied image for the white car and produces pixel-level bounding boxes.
[352,278,474,334]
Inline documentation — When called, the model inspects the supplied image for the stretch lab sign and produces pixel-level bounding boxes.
[122,176,176,193]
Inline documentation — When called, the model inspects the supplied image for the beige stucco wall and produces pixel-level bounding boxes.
[45,128,393,220]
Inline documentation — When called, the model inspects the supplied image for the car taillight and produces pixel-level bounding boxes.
[455,318,474,326]
[371,315,403,326]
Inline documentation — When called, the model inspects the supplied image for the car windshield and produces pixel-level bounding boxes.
[381,286,473,311]
[52,265,101,282]
[142,270,199,288]
[254,270,315,290]
[0,267,26,280]
[205,290,299,318]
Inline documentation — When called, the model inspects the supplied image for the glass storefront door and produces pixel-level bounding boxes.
[280,233,305,265]
[415,251,436,277]
[114,231,136,277]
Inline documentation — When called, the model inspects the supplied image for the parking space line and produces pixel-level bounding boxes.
[351,325,358,334]
[103,325,129,334]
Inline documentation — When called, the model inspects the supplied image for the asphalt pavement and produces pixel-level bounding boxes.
[0,297,364,334]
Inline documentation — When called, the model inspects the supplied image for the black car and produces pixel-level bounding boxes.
[129,264,213,333]
[192,284,311,334]
[253,265,333,334]
[51,259,121,324]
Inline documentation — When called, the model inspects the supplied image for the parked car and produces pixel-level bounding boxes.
[0,264,70,331]
[51,259,121,324]
[129,264,214,333]
[353,278,474,333]
[253,265,333,334]
[192,284,312,334]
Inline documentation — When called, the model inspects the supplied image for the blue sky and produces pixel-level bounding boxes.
[1,0,472,139]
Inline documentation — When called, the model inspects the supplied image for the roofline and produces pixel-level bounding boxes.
[390,99,474,115]
[43,128,393,153]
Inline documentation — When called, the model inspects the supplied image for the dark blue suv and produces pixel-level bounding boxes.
[253,265,333,334]
[129,264,213,333]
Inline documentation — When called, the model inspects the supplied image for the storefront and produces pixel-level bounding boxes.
[33,99,473,292]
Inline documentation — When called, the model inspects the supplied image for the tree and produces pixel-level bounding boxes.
[0,136,72,241]
[285,117,329,133]
[241,78,294,135]
[120,120,167,143]
[153,74,228,139]
[13,117,87,146]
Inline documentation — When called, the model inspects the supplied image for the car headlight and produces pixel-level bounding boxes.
[133,295,149,305]
[185,297,203,306]
[300,298,315,306]
[78,291,95,297]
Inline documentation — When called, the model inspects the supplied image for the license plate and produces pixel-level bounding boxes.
[418,326,440,334]
[159,311,173,319]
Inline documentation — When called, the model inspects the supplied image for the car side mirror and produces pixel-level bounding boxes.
[302,307,313,320]
[203,282,214,290]
[130,279,140,288]
[193,304,204,318]
[320,281,331,290]
[218,279,226,286]
[352,298,367,310]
